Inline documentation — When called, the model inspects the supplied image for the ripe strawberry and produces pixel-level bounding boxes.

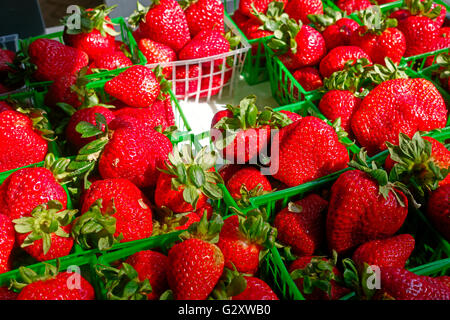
[271,116,349,188]
[326,154,409,254]
[232,9,249,30]
[182,0,225,37]
[279,110,302,122]
[217,213,276,275]
[28,39,89,82]
[285,0,323,24]
[292,67,323,92]
[75,178,153,247]
[0,214,14,274]
[379,267,450,300]
[352,234,415,268]
[198,67,232,98]
[15,265,95,300]
[274,194,328,256]
[0,101,13,113]
[154,145,223,213]
[0,287,18,300]
[226,167,272,205]
[138,38,177,78]
[62,5,118,61]
[241,18,273,40]
[113,104,175,133]
[437,276,450,289]
[319,46,371,78]
[166,214,225,300]
[172,65,202,98]
[239,0,287,18]
[104,65,162,108]
[44,73,82,109]
[88,51,132,71]
[0,49,14,74]
[218,164,247,184]
[423,28,450,67]
[289,255,350,300]
[66,106,115,149]
[0,109,50,173]
[232,277,278,300]
[336,0,372,15]
[351,78,447,156]
[427,184,450,242]
[350,7,406,65]
[132,26,146,43]
[130,0,191,52]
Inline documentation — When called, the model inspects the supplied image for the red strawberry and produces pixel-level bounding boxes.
[274,194,328,256]
[132,26,146,43]
[319,46,371,78]
[28,39,89,82]
[0,110,49,173]
[217,213,276,275]
[182,0,225,37]
[62,5,118,61]
[322,18,360,51]
[271,116,349,188]
[289,255,350,300]
[232,9,249,29]
[217,164,247,184]
[437,276,450,289]
[427,184,450,242]
[0,49,14,74]
[0,287,18,300]
[326,158,409,254]
[66,106,115,149]
[351,78,447,156]
[242,18,273,40]
[0,101,13,113]
[336,0,372,15]
[113,104,175,133]
[172,65,202,98]
[226,167,272,205]
[279,110,302,122]
[104,65,162,108]
[239,0,287,18]
[89,51,132,71]
[352,234,415,268]
[0,214,14,274]
[44,73,82,109]
[292,67,323,93]
[138,38,177,78]
[423,28,450,67]
[154,145,223,213]
[379,267,450,300]
[285,0,323,24]
[198,67,232,98]
[131,0,191,52]
[76,178,153,246]
[232,277,278,300]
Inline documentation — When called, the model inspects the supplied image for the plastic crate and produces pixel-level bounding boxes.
[0,33,19,52]
[21,17,147,90]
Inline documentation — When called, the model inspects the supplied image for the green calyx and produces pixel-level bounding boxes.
[5,39,35,87]
[10,262,60,292]
[386,132,449,196]
[331,118,353,146]
[16,107,55,141]
[308,7,347,30]
[364,57,408,85]
[210,267,248,300]
[12,200,77,255]
[160,145,224,209]
[181,211,224,244]
[322,58,372,95]
[342,258,377,300]
[348,149,420,208]
[266,14,301,55]
[290,251,339,298]
[251,1,290,33]
[61,4,120,37]
[357,6,398,35]
[236,184,273,208]
[152,206,196,235]
[436,53,450,80]
[128,1,150,28]
[404,0,442,19]
[153,65,172,100]
[96,263,152,300]
[71,199,123,251]
[237,209,277,250]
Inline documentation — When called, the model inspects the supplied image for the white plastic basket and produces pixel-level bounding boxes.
[0,33,19,52]
[142,14,251,103]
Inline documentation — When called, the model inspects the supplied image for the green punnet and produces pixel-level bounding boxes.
[210,267,248,300]
[13,200,77,255]
[95,263,152,300]
[61,4,119,37]
[71,199,123,251]
[181,211,224,244]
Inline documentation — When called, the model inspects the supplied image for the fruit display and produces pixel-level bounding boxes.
[0,0,449,302]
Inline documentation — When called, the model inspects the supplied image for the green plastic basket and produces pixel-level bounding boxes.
[21,17,147,90]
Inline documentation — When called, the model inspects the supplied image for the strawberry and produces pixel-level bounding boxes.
[271,116,349,188]
[211,95,292,164]
[336,0,372,15]
[0,48,14,74]
[74,178,153,249]
[62,5,118,61]
[378,267,450,300]
[172,65,202,98]
[279,110,302,122]
[423,27,450,67]
[198,67,233,98]
[15,265,95,300]
[181,0,225,37]
[217,164,247,184]
[437,276,450,289]
[289,255,350,300]
[129,0,191,52]
[352,234,415,268]
[319,46,371,78]
[0,101,13,113]
[350,7,406,65]
[292,67,323,92]
[285,0,323,24]
[225,166,272,206]
[153,207,202,234]
[274,194,328,256]
[232,9,250,30]
[351,78,447,156]
[44,73,82,109]
[232,277,278,300]
[88,51,132,72]
[326,152,409,254]
[166,214,225,300]
[113,104,174,134]
[426,184,450,242]
[138,38,177,78]
[217,212,276,275]
[154,145,223,213]
[239,0,287,18]
[241,18,273,40]
[0,214,14,274]
[0,109,51,173]
[0,287,18,300]
[28,39,89,82]
[104,65,163,108]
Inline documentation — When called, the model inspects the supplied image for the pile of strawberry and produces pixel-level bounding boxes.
[129,0,240,99]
